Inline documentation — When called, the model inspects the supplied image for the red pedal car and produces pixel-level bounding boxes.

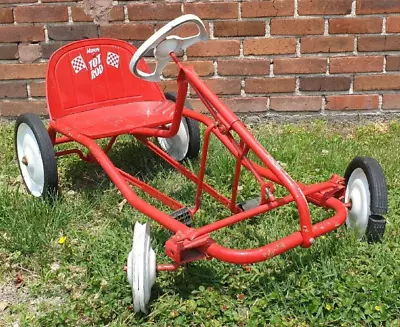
[15,15,388,313]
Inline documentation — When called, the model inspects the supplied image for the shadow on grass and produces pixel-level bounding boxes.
[60,137,175,197]
[150,227,348,304]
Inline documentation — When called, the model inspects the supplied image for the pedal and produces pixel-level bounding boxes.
[366,215,386,243]
[170,207,193,227]
[238,197,261,212]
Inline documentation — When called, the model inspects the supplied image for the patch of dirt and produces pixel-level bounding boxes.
[0,273,64,326]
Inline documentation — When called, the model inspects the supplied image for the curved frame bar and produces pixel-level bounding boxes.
[205,192,346,265]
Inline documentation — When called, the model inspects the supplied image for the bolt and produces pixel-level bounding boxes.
[21,156,28,166]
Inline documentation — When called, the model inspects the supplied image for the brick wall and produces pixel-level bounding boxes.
[1,0,400,117]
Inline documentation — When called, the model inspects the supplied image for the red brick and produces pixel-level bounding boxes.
[358,36,400,52]
[301,36,354,53]
[214,21,265,37]
[187,40,240,57]
[271,18,324,35]
[218,59,270,76]
[300,76,351,91]
[128,3,181,21]
[29,82,46,97]
[354,75,400,91]
[48,24,98,41]
[329,18,383,34]
[242,0,294,17]
[0,44,18,59]
[185,2,237,19]
[245,78,295,93]
[0,26,44,42]
[159,80,178,94]
[108,6,124,22]
[244,38,296,55]
[15,5,68,23]
[190,79,241,95]
[356,0,400,14]
[274,58,327,74]
[0,100,47,117]
[387,56,400,71]
[387,16,400,33]
[224,97,268,112]
[330,56,384,73]
[0,63,46,80]
[0,8,13,23]
[99,24,153,41]
[42,0,78,2]
[298,0,352,15]
[0,82,27,99]
[0,0,35,3]
[383,94,400,109]
[190,97,268,113]
[163,61,214,78]
[270,96,321,111]
[325,95,379,110]
[71,6,92,22]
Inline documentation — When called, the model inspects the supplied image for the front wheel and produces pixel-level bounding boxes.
[127,222,156,313]
[344,156,388,242]
[157,92,201,162]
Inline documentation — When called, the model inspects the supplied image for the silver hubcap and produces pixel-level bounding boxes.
[157,119,190,161]
[345,168,371,238]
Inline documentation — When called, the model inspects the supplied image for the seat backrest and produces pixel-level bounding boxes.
[46,38,165,120]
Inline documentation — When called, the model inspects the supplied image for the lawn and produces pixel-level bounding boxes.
[0,119,399,326]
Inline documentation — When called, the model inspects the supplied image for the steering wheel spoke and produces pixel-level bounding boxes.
[129,14,208,82]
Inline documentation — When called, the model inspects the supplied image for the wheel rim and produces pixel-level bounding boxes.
[127,222,156,313]
[157,119,190,161]
[345,168,371,237]
[16,123,45,197]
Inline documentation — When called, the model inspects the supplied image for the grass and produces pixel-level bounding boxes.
[0,119,400,326]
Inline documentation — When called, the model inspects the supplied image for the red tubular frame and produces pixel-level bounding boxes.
[48,53,348,269]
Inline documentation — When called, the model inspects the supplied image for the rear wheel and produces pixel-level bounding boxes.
[15,113,58,199]
[157,92,200,161]
[344,156,388,242]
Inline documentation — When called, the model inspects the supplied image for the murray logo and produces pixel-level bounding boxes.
[87,47,100,54]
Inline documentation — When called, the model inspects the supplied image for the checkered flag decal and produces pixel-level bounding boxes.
[106,52,119,68]
[71,55,87,74]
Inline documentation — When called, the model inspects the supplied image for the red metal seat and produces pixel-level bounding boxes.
[46,38,174,138]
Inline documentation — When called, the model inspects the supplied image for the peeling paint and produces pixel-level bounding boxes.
[83,0,113,24]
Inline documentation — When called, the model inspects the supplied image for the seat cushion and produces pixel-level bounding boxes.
[55,100,176,138]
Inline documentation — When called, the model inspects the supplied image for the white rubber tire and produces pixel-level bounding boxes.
[127,222,156,313]
[15,114,58,198]
[345,168,371,238]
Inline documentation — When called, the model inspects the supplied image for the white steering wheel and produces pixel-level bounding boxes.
[129,14,208,82]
